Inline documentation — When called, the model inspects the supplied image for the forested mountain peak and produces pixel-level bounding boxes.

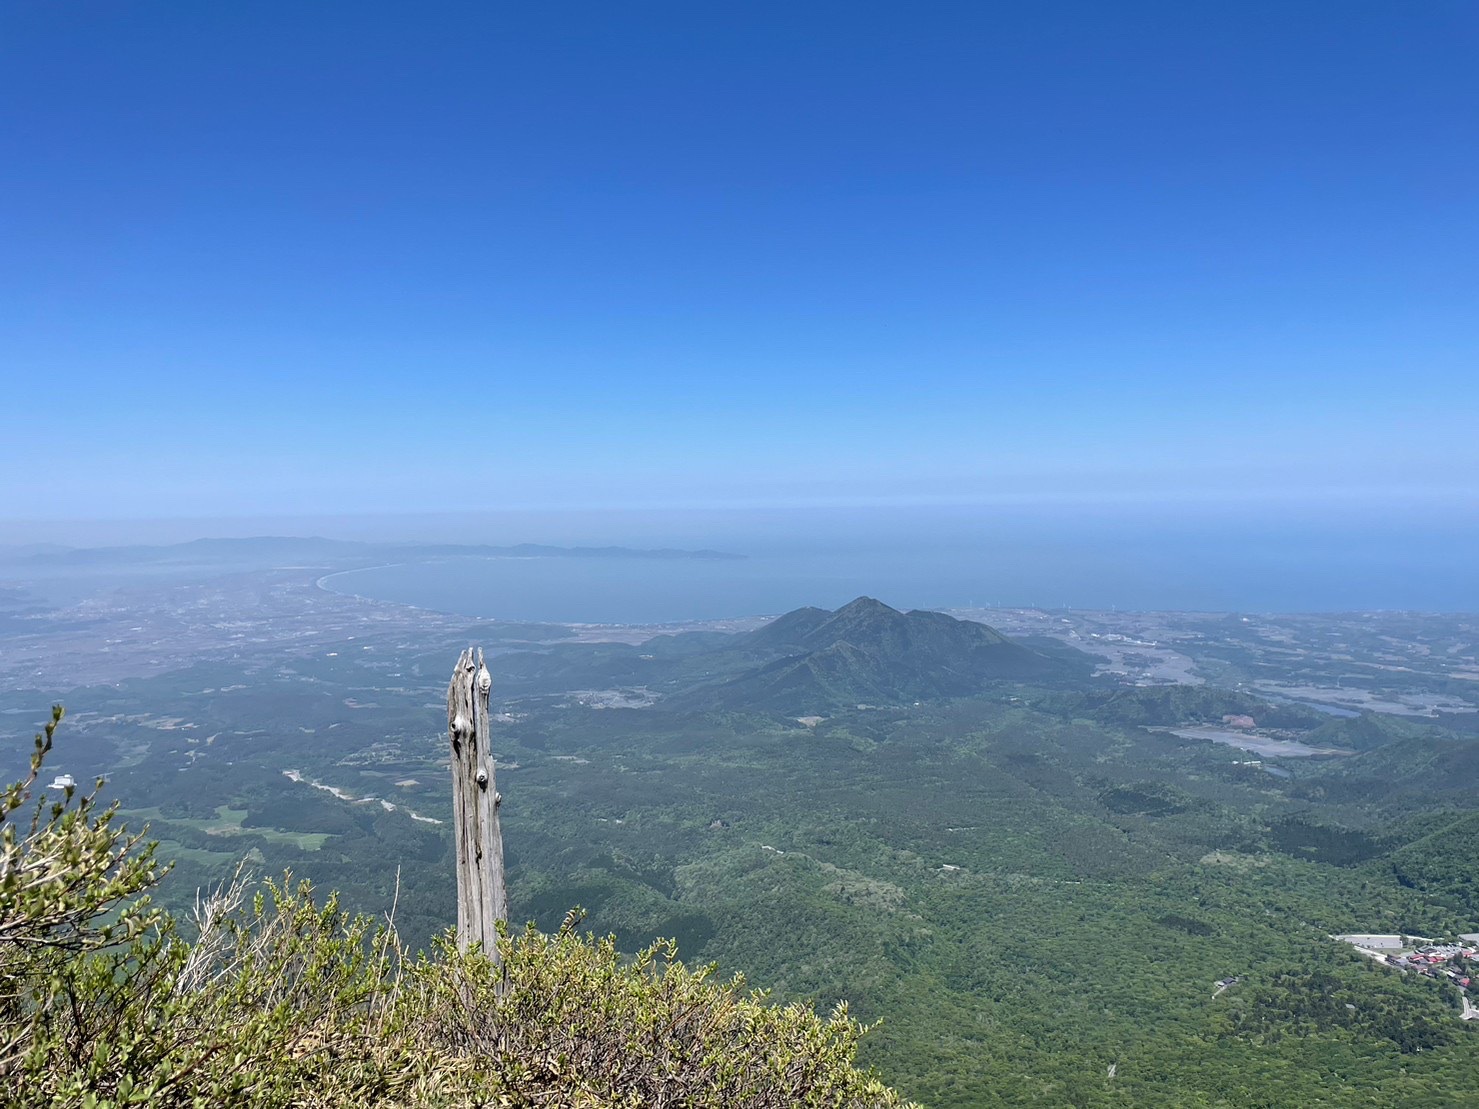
[743,597,1015,658]
[695,598,1072,711]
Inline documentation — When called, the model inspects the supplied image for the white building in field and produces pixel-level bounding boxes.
[1334,934,1405,950]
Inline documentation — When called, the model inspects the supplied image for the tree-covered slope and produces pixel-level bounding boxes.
[0,709,910,1108]
[484,597,1085,713]
[673,598,1078,712]
[1387,811,1479,917]
[14,607,1479,1107]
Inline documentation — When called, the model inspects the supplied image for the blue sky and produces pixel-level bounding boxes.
[3,1,1476,528]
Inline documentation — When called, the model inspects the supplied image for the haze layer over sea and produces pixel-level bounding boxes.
[316,502,1479,623]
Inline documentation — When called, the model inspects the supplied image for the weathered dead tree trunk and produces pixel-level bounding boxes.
[447,646,507,957]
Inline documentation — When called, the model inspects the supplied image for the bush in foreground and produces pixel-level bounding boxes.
[1,709,910,1107]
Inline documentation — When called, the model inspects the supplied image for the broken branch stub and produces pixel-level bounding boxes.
[447,646,507,956]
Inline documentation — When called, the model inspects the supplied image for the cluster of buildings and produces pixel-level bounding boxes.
[1388,943,1478,987]
[1334,933,1479,990]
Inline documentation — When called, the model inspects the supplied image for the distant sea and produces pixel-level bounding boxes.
[320,508,1479,623]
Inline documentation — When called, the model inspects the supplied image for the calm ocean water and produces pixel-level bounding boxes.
[320,512,1479,623]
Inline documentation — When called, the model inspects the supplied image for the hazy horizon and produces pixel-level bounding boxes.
[4,2,1478,533]
[5,499,1478,614]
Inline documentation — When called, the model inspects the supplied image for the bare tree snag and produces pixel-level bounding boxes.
[447,646,507,957]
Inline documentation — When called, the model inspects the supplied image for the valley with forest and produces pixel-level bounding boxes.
[3,541,1478,1105]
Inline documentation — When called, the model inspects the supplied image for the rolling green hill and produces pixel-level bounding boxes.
[487,597,1083,713]
[676,598,1082,712]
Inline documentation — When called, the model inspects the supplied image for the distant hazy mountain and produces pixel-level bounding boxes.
[676,597,1077,712]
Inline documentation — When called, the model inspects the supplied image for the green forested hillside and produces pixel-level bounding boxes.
[1,710,909,1108]
[474,691,1479,1106]
[1387,812,1479,917]
[491,597,1082,712]
[681,598,1072,711]
[10,603,1479,1106]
